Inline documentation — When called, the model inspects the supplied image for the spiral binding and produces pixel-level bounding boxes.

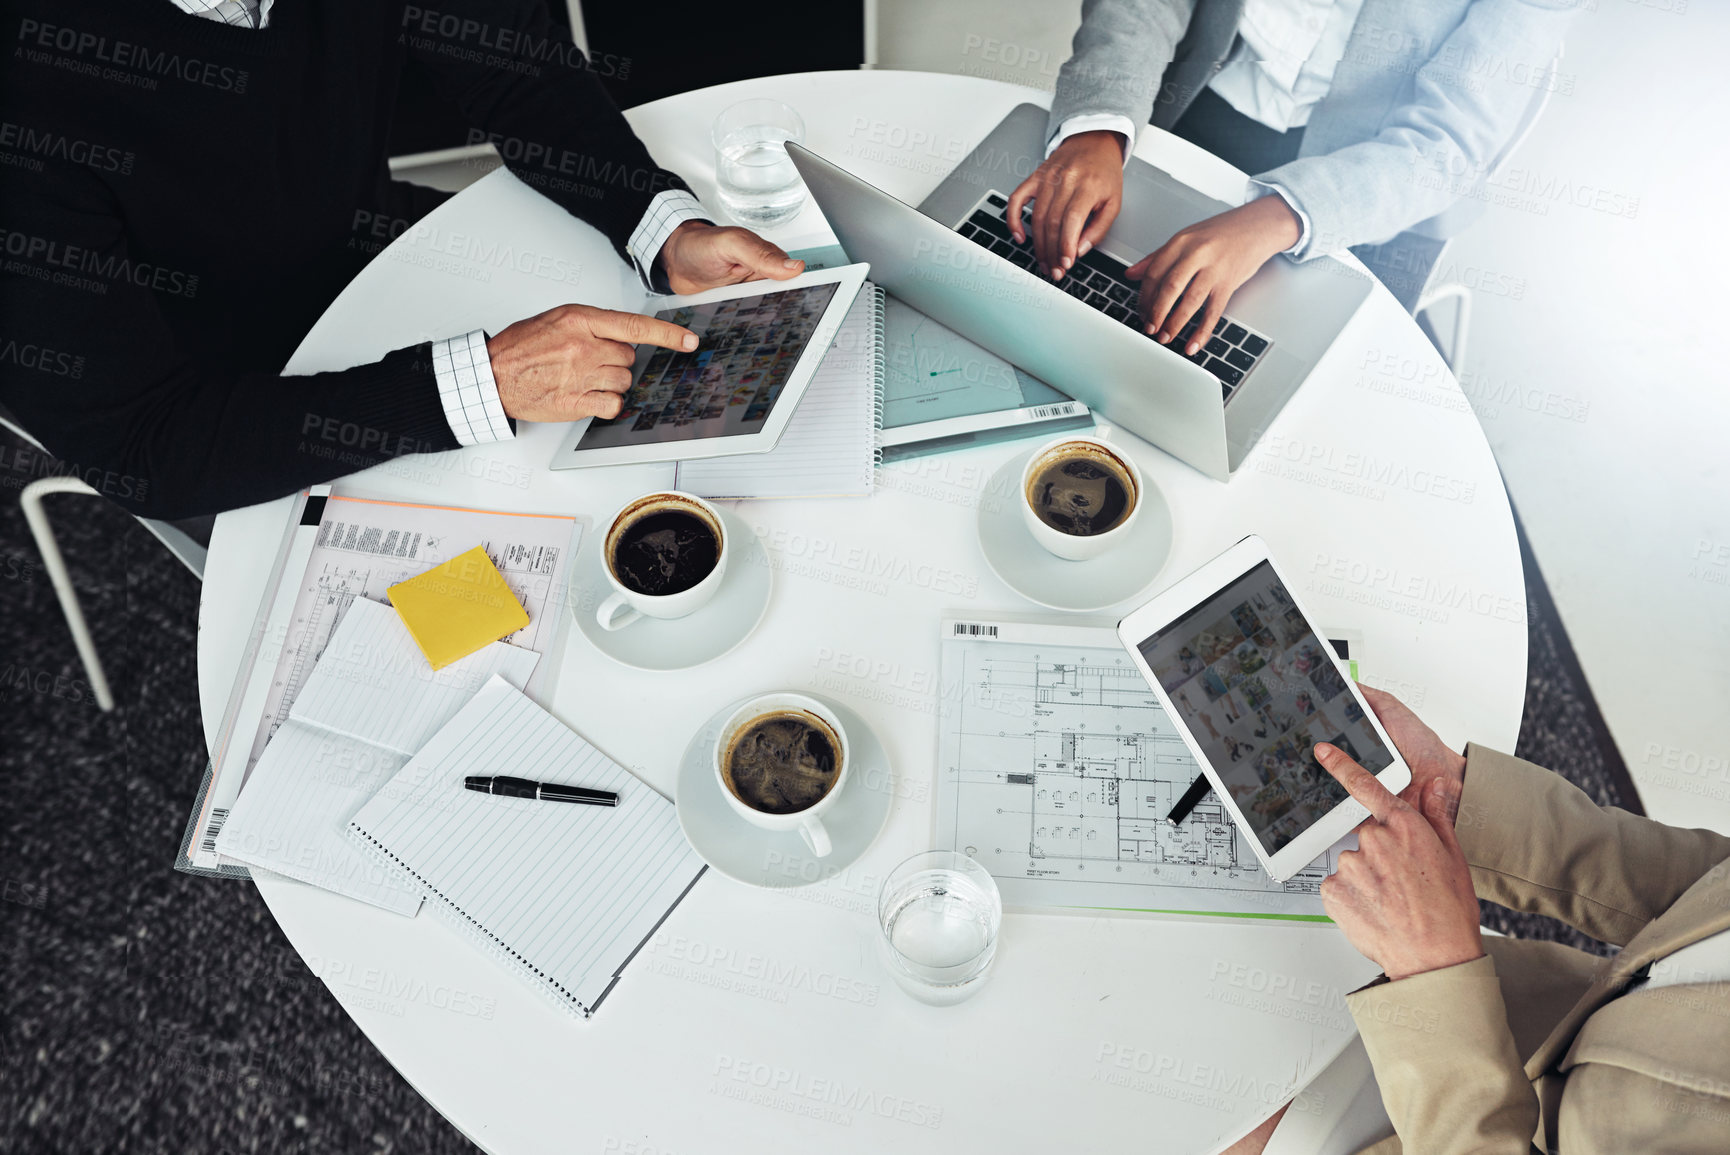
[867,283,887,477]
[348,822,596,1020]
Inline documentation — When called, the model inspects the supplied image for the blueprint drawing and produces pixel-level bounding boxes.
[935,618,1341,918]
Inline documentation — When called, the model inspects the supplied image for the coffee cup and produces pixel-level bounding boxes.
[1019,435,1142,562]
[596,491,729,631]
[714,693,849,858]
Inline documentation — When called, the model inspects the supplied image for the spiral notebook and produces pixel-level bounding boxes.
[347,675,706,1019]
[672,283,885,500]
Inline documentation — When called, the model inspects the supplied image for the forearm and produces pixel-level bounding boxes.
[1348,955,1541,1155]
[11,345,460,521]
[1457,745,1730,945]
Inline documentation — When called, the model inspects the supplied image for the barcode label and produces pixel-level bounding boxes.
[200,808,230,855]
[314,520,422,558]
[952,623,999,637]
[1023,402,1084,421]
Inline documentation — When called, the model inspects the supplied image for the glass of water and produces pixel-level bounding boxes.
[711,98,808,227]
[877,850,1002,1006]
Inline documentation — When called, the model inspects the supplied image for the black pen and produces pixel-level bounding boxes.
[1165,774,1211,827]
[464,775,619,807]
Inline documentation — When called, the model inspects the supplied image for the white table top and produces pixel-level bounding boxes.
[198,71,1526,1155]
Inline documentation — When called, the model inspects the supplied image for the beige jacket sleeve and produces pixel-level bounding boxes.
[1456,744,1730,945]
[1348,746,1730,1154]
[1347,955,1540,1155]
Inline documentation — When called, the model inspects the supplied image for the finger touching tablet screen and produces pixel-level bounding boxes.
[1117,536,1409,882]
[549,262,869,469]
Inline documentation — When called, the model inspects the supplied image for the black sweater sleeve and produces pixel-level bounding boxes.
[400,0,695,264]
[0,172,460,521]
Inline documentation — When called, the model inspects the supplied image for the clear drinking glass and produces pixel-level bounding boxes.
[711,98,808,227]
[877,850,1002,1005]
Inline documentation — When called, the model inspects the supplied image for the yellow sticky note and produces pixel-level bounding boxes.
[387,545,529,669]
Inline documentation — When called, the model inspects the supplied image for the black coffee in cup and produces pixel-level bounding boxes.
[607,495,721,596]
[1025,442,1137,536]
[721,710,841,815]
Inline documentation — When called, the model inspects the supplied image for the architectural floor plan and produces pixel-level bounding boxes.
[936,618,1340,918]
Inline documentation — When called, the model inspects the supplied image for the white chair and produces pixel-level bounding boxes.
[1414,44,1566,371]
[20,476,115,712]
[386,1,591,192]
[2,410,208,713]
[863,0,1080,84]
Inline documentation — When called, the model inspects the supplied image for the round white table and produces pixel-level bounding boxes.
[199,71,1527,1155]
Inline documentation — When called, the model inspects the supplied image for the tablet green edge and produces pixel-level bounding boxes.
[1069,908,1335,922]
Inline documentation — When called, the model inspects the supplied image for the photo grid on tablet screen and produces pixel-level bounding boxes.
[1135,562,1393,855]
[576,282,841,451]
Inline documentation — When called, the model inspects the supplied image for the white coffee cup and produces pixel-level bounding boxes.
[1019,434,1143,562]
[714,693,849,858]
[596,491,729,631]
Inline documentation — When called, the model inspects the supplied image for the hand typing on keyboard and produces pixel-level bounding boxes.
[1124,196,1302,357]
[1006,132,1303,358]
[1005,130,1126,282]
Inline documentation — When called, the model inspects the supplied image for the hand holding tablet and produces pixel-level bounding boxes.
[1355,683,1469,814]
[550,263,870,469]
[1117,535,1411,881]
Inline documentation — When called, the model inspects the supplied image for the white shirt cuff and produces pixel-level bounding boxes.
[1046,114,1138,166]
[625,189,712,292]
[1248,180,1312,257]
[431,330,513,447]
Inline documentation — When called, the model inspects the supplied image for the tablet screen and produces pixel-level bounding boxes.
[1134,562,1393,855]
[575,282,841,452]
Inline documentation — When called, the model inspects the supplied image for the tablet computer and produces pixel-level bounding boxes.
[549,263,869,469]
[1117,535,1410,882]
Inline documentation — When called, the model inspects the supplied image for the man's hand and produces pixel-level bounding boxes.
[1358,685,1467,815]
[486,304,697,423]
[1006,130,1126,280]
[657,221,804,295]
[1316,743,1485,982]
[1125,196,1301,356]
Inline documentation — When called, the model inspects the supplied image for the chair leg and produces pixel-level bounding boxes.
[1416,283,1473,374]
[20,477,116,712]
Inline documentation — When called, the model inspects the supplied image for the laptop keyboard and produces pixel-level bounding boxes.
[956,191,1272,404]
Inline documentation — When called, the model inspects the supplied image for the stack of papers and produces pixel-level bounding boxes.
[216,594,706,1017]
[214,597,539,913]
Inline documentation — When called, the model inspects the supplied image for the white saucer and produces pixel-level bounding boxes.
[977,448,1174,613]
[569,506,772,671]
[676,695,894,889]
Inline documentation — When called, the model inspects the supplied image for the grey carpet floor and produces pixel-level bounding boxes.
[0,429,1642,1155]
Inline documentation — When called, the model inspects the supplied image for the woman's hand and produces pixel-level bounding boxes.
[1005,130,1127,280]
[1316,743,1485,982]
[1357,685,1467,817]
[1126,196,1302,356]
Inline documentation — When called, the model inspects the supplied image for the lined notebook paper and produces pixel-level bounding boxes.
[347,676,706,1018]
[674,283,885,499]
[215,597,539,915]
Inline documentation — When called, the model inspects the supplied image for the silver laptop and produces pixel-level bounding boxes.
[787,105,1371,481]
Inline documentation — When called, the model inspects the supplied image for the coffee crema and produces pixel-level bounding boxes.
[721,710,840,815]
[607,497,720,597]
[1025,442,1136,536]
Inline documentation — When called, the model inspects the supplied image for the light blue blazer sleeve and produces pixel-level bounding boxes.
[1261,0,1577,259]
